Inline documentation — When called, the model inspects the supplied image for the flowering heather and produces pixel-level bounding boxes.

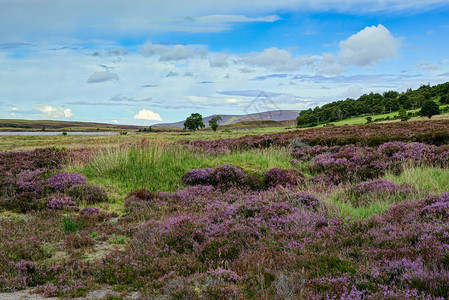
[211,164,246,189]
[0,192,46,213]
[0,148,64,198]
[294,142,449,184]
[310,146,387,183]
[346,179,416,207]
[46,195,79,211]
[181,168,214,186]
[289,192,320,211]
[181,119,449,154]
[2,120,449,298]
[79,207,111,222]
[124,189,162,212]
[265,168,305,188]
[47,172,87,192]
[67,184,108,204]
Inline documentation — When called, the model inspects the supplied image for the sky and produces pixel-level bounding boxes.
[1,0,449,125]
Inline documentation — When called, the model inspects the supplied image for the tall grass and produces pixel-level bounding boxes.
[324,187,427,221]
[384,166,449,194]
[209,147,295,173]
[84,143,206,193]
[325,197,393,221]
[81,143,295,194]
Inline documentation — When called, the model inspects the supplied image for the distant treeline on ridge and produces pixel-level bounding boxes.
[297,82,449,127]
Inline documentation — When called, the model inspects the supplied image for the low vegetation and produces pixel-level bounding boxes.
[0,118,448,298]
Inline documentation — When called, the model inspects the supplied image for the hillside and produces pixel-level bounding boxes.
[297,81,449,127]
[155,110,301,128]
[0,119,140,132]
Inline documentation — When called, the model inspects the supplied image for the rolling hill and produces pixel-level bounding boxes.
[0,119,141,132]
[155,110,300,128]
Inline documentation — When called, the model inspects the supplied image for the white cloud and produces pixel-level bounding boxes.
[316,53,345,75]
[133,109,163,121]
[339,85,364,99]
[210,54,229,67]
[159,45,200,61]
[140,41,169,57]
[140,42,203,61]
[339,24,400,67]
[225,98,240,103]
[417,61,439,71]
[0,1,446,41]
[63,108,74,118]
[196,14,280,24]
[240,47,315,71]
[35,105,74,119]
[87,71,119,83]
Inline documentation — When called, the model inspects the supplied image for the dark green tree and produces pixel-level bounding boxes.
[184,113,205,131]
[419,100,440,119]
[440,94,448,104]
[398,106,409,121]
[208,115,222,132]
[365,116,372,124]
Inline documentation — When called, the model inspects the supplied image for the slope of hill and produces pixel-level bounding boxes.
[0,119,140,132]
[155,110,301,128]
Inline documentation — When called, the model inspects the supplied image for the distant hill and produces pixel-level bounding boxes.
[0,119,141,132]
[155,110,301,128]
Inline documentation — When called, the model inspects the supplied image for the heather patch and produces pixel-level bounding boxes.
[67,184,108,204]
[47,172,87,193]
[265,168,305,188]
[344,179,417,208]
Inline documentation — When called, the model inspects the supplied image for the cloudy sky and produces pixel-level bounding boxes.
[1,0,449,125]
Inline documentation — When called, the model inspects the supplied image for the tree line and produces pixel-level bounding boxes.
[297,82,449,127]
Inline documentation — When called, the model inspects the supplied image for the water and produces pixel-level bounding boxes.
[0,132,123,136]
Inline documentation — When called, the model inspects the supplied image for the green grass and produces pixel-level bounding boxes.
[78,144,295,196]
[325,196,393,221]
[325,165,449,221]
[384,166,449,194]
[0,126,294,151]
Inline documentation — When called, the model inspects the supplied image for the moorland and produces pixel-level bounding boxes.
[1,117,449,299]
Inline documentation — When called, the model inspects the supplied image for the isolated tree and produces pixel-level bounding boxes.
[184,113,205,132]
[398,106,409,122]
[365,116,372,124]
[208,115,222,132]
[419,100,440,119]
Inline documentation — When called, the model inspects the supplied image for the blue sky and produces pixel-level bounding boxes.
[1,0,449,125]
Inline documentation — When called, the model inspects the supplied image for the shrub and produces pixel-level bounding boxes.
[243,174,266,190]
[211,164,245,189]
[79,207,111,222]
[0,192,46,213]
[47,173,87,192]
[124,189,161,212]
[265,168,304,188]
[64,233,95,250]
[182,168,214,186]
[67,184,108,204]
[290,192,320,211]
[46,195,79,211]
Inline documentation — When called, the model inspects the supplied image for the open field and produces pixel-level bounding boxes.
[0,119,143,132]
[1,119,449,298]
[0,126,296,151]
